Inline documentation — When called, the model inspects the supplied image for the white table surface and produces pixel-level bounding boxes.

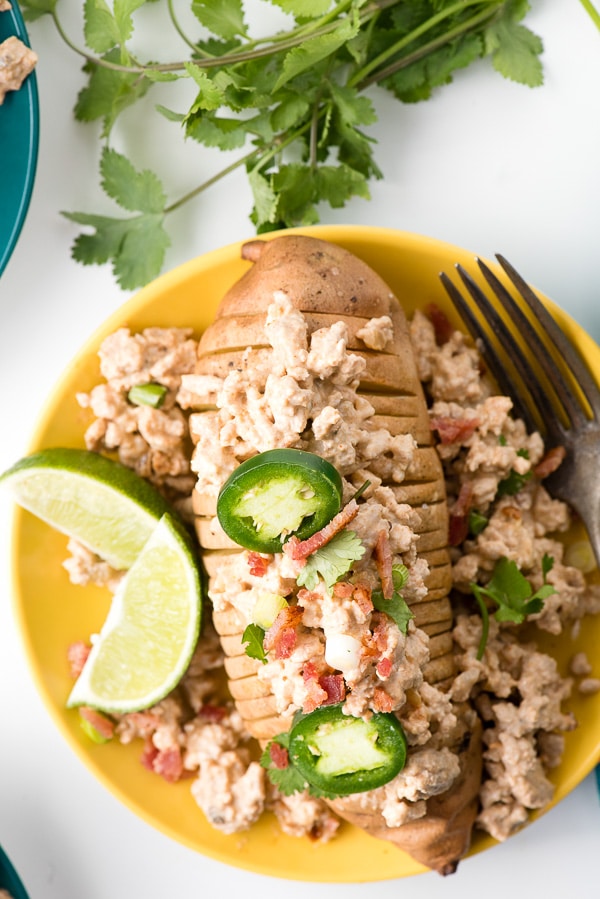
[1,3,600,897]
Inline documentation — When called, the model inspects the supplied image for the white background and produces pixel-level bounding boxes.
[1,2,599,897]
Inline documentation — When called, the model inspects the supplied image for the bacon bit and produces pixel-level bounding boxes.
[198,704,228,723]
[79,706,115,740]
[534,445,566,478]
[360,635,380,662]
[247,551,272,576]
[373,687,395,713]
[141,737,159,772]
[67,641,91,679]
[284,499,359,561]
[269,742,289,769]
[448,482,475,547]
[302,660,328,713]
[264,606,304,660]
[333,581,355,599]
[303,660,322,682]
[303,678,328,714]
[319,674,346,705]
[430,415,480,445]
[297,587,320,604]
[448,514,469,547]
[152,745,184,783]
[374,528,394,599]
[426,302,455,345]
[376,657,393,679]
[372,616,389,654]
[353,584,374,616]
[333,580,374,614]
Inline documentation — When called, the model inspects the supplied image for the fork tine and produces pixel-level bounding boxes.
[451,264,566,439]
[438,271,537,432]
[495,254,600,420]
[476,257,592,429]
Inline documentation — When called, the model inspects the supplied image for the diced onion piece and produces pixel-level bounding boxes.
[252,592,289,629]
[325,634,362,672]
[564,539,597,574]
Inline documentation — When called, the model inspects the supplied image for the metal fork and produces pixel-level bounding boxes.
[439,254,600,567]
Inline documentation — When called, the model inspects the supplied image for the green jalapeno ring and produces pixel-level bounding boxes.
[216,449,343,553]
[288,703,408,796]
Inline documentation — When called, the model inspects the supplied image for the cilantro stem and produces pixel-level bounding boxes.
[579,0,600,31]
[350,0,503,89]
[164,118,312,217]
[48,0,393,76]
[166,0,214,57]
[249,121,313,177]
[359,3,503,90]
[163,147,259,214]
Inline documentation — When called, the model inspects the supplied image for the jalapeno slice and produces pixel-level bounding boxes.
[217,449,343,553]
[288,704,407,796]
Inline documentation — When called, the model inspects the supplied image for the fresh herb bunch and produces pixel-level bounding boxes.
[23,0,547,289]
[471,553,556,659]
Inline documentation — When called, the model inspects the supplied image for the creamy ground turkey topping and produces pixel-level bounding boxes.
[64,299,600,844]
[184,296,468,822]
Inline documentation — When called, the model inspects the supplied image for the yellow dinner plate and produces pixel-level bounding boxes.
[10,226,600,881]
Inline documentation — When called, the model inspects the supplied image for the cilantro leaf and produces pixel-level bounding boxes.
[372,564,413,634]
[296,530,365,593]
[274,17,359,91]
[241,623,268,664]
[471,555,556,651]
[270,0,333,17]
[62,147,171,289]
[259,731,343,800]
[64,210,169,290]
[100,148,166,213]
[186,114,248,150]
[372,589,414,635]
[192,0,247,40]
[20,0,57,22]
[75,53,152,138]
[84,0,120,54]
[496,468,533,497]
[248,169,278,227]
[468,509,489,536]
[260,735,307,795]
[484,0,544,87]
[184,64,226,113]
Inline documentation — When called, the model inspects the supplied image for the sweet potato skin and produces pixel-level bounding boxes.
[189,234,482,873]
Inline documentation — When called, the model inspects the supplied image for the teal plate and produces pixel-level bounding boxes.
[0,0,39,276]
[0,844,30,899]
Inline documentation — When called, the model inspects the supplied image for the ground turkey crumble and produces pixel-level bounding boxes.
[63,303,600,845]
[410,306,600,840]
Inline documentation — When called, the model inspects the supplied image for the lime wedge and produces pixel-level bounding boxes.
[67,514,202,713]
[0,448,173,569]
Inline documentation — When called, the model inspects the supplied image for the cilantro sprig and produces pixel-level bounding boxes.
[21,0,549,289]
[371,563,414,635]
[241,622,268,664]
[471,554,556,659]
[296,529,365,592]
[260,733,309,797]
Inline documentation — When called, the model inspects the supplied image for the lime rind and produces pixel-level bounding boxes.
[0,448,172,569]
[67,513,202,714]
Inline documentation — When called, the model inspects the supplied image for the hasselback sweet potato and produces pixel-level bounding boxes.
[186,234,481,874]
